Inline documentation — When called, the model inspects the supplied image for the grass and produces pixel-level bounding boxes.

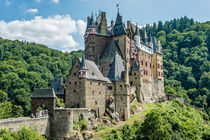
[93,103,156,140]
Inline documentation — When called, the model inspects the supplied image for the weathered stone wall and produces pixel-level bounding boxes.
[65,58,86,108]
[50,109,73,139]
[152,52,164,80]
[85,80,106,117]
[69,108,89,121]
[85,35,110,62]
[0,117,50,138]
[114,81,130,121]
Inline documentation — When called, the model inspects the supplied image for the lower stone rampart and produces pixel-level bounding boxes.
[0,108,88,139]
[0,117,50,138]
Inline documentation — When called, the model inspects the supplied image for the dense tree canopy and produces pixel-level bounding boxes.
[146,17,210,112]
[105,100,210,140]
[0,38,83,117]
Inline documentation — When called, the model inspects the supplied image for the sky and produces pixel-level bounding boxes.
[0,0,209,52]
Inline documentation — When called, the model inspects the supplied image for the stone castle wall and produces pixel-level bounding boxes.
[0,117,50,138]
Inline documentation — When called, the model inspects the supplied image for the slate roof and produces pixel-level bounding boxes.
[79,58,110,82]
[107,53,125,81]
[31,88,57,98]
[99,39,123,63]
[132,61,140,71]
[50,75,64,95]
[113,12,127,36]
[80,55,88,70]
[151,35,159,52]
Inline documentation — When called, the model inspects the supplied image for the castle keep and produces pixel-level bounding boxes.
[65,11,165,121]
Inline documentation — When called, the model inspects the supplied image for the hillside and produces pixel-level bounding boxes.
[0,38,83,117]
[97,100,210,140]
[0,17,209,120]
[146,17,210,112]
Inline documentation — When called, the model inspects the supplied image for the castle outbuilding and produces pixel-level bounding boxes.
[65,11,165,121]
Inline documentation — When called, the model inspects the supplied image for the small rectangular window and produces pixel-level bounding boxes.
[108,86,112,90]
[120,85,122,90]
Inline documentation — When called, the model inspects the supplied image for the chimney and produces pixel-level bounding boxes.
[101,12,106,18]
[111,20,114,27]
[120,16,123,22]
[127,21,131,29]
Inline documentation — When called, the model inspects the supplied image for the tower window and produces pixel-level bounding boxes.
[108,86,112,90]
[158,64,160,69]
[95,101,97,105]
[145,62,148,67]
[74,90,76,93]
[141,60,143,65]
[99,91,101,94]
[98,82,100,86]
[120,85,123,90]
[75,81,77,85]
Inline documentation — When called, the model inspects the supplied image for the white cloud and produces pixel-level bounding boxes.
[5,0,11,5]
[0,15,86,52]
[52,0,59,3]
[27,8,39,14]
[77,20,86,35]
[36,0,41,3]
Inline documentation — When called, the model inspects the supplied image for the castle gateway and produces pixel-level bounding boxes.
[65,11,165,121]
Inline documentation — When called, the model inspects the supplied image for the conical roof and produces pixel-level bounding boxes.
[80,55,88,70]
[113,12,127,36]
[107,53,125,81]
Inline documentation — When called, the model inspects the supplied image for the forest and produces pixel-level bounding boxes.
[0,39,83,117]
[146,17,210,113]
[0,17,209,137]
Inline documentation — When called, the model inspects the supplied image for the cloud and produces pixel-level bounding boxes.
[36,0,41,3]
[0,15,86,52]
[77,20,86,35]
[27,8,39,14]
[5,0,11,5]
[52,0,59,3]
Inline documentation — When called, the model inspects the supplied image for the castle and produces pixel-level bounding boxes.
[65,11,165,121]
[0,11,165,139]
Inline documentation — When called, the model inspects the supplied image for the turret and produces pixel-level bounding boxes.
[142,28,148,45]
[134,24,141,48]
[113,12,127,36]
[79,55,88,78]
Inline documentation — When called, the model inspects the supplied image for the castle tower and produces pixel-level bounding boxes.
[130,61,144,102]
[108,53,130,120]
[84,12,110,63]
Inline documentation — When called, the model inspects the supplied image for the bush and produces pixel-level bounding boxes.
[0,127,46,140]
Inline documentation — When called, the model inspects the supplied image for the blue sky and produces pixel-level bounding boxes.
[0,0,209,51]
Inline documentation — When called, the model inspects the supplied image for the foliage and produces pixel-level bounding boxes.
[96,126,107,131]
[146,17,210,111]
[0,38,83,117]
[73,115,89,131]
[0,127,46,140]
[56,98,65,108]
[104,100,209,140]
[0,102,23,119]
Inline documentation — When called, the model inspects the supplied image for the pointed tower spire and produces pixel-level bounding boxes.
[134,24,141,48]
[80,54,87,70]
[113,11,127,36]
[134,23,140,36]
[143,28,148,45]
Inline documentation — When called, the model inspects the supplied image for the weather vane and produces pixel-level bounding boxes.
[116,3,119,12]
